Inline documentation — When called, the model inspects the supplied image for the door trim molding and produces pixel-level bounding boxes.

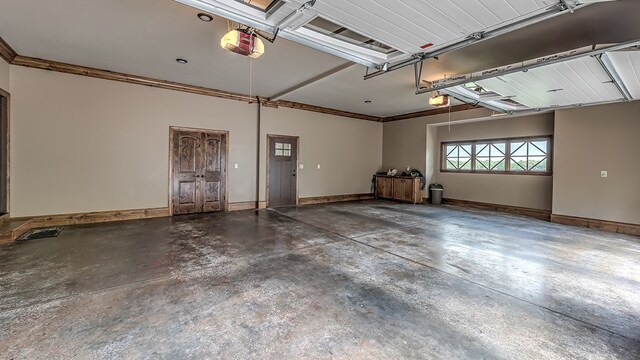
[169,126,230,216]
[266,134,300,208]
[0,89,9,216]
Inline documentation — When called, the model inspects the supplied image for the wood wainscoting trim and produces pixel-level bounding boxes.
[441,198,552,221]
[551,214,640,237]
[228,202,260,212]
[1,207,170,245]
[299,193,374,206]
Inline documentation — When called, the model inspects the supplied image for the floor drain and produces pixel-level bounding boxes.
[18,227,63,241]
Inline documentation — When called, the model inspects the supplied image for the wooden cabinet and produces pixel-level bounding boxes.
[375,175,421,204]
[376,176,394,199]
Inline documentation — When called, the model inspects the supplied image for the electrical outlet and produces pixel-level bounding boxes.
[601,171,608,178]
[317,164,321,169]
[299,164,304,170]
[234,163,239,169]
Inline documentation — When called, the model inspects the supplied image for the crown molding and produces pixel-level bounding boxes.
[384,104,481,122]
[0,36,17,64]
[264,100,384,122]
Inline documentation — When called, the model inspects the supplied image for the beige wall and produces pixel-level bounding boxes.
[10,66,382,217]
[259,106,382,201]
[0,58,9,92]
[10,66,259,217]
[553,102,640,225]
[436,113,555,210]
[382,108,492,173]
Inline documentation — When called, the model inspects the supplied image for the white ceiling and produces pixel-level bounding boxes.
[0,0,347,99]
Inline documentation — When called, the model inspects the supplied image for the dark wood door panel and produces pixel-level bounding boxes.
[179,135,199,173]
[173,131,201,215]
[172,129,227,215]
[202,132,226,213]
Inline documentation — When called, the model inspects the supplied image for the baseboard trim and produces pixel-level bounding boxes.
[551,214,640,237]
[299,193,374,206]
[441,198,552,221]
[228,201,260,212]
[2,207,170,245]
[0,220,31,245]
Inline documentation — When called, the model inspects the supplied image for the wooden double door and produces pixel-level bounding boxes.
[171,128,227,215]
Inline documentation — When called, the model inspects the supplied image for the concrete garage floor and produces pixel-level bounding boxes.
[1,201,639,359]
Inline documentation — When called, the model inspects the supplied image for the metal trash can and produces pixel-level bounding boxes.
[429,184,444,205]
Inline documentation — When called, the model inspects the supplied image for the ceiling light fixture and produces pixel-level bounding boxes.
[197,13,213,22]
[428,94,449,107]
[221,30,265,59]
[176,58,188,64]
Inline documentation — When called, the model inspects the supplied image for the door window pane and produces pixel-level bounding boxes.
[275,142,291,157]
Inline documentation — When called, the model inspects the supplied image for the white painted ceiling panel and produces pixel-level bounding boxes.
[312,0,596,54]
[313,1,431,53]
[477,56,623,109]
[603,51,640,99]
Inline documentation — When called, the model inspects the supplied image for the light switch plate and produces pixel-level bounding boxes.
[601,171,607,178]
[299,164,304,169]
[317,164,321,169]
[234,163,239,169]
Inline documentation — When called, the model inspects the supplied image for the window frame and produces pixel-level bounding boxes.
[440,135,553,176]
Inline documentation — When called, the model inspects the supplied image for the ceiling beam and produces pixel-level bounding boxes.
[269,62,355,101]
[0,35,17,64]
[384,104,480,122]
